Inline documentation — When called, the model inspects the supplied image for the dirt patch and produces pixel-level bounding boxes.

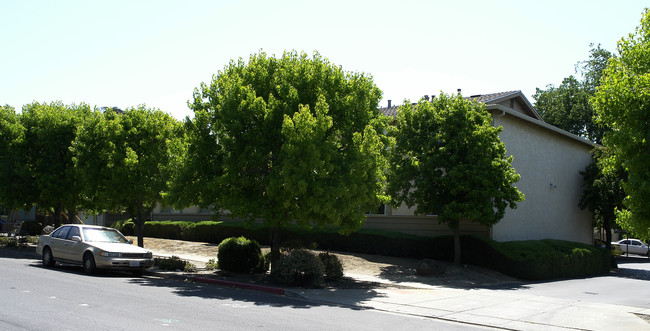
[130,236,520,289]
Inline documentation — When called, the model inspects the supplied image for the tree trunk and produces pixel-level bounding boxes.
[453,227,461,265]
[136,203,145,248]
[604,218,612,250]
[269,225,281,275]
[54,203,63,227]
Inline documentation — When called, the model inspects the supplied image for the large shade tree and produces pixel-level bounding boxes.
[592,9,650,238]
[73,106,184,247]
[0,105,29,223]
[533,44,612,144]
[20,101,91,226]
[388,93,524,264]
[579,148,626,248]
[186,51,390,271]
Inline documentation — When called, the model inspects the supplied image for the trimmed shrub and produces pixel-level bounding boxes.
[275,249,324,288]
[460,235,611,280]
[318,252,344,280]
[217,236,265,274]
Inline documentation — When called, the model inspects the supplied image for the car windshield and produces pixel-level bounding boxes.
[82,228,128,243]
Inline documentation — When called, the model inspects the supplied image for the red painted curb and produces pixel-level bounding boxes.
[192,277,285,295]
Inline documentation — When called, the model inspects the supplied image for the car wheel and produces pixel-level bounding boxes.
[83,252,97,274]
[42,247,55,267]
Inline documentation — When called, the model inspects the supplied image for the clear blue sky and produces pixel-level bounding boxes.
[1,0,647,119]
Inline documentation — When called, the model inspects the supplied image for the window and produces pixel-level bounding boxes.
[54,226,71,239]
[366,204,386,215]
[67,227,80,240]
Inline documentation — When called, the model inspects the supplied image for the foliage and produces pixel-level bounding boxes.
[579,148,626,246]
[275,249,324,287]
[21,220,43,236]
[217,236,266,274]
[185,50,390,271]
[461,236,611,280]
[17,102,91,225]
[533,44,612,144]
[388,92,524,263]
[592,9,650,238]
[154,255,196,272]
[318,252,344,280]
[0,105,28,213]
[205,258,218,271]
[72,106,185,247]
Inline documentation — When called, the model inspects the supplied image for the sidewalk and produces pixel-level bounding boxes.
[154,250,650,331]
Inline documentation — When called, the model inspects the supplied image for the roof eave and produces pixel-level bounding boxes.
[486,104,598,148]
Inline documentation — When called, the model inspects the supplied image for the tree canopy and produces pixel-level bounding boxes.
[72,106,184,247]
[388,93,524,264]
[533,44,612,144]
[19,101,91,225]
[184,51,390,270]
[592,9,650,238]
[0,105,28,215]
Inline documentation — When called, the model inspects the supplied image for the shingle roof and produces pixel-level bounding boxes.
[380,90,539,119]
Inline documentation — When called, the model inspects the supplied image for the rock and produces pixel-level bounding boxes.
[416,259,446,276]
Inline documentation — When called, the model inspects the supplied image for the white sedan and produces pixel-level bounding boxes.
[612,239,650,257]
[36,224,154,276]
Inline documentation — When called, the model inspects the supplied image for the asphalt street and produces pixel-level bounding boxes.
[0,250,494,330]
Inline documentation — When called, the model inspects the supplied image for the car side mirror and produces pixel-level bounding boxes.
[71,236,82,242]
[128,239,134,245]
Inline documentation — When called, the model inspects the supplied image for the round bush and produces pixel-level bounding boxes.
[318,252,344,280]
[275,249,324,288]
[217,236,264,273]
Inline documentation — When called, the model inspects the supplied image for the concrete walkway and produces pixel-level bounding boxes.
[152,250,650,330]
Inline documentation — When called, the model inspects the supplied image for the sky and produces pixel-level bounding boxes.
[1,0,647,120]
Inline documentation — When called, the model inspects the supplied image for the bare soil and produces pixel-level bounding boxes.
[130,236,520,289]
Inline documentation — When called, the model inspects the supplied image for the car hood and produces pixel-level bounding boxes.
[89,242,151,253]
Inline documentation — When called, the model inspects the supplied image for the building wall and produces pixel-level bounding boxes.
[490,112,594,243]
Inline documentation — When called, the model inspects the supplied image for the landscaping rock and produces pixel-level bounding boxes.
[416,259,446,276]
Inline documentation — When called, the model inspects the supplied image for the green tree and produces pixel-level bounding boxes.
[533,44,612,144]
[388,93,524,264]
[73,106,184,247]
[592,9,650,238]
[0,105,29,222]
[187,51,390,271]
[20,101,91,226]
[166,109,222,211]
[579,148,626,248]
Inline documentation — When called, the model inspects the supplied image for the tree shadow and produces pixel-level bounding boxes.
[127,273,386,310]
[374,260,528,290]
[611,256,650,281]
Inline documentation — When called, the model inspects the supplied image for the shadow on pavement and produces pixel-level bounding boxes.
[126,274,384,310]
[612,255,650,281]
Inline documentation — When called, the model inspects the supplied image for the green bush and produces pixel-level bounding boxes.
[460,236,610,280]
[110,219,135,236]
[318,252,344,280]
[217,236,265,274]
[205,258,217,271]
[154,256,186,270]
[275,249,324,288]
[21,220,43,236]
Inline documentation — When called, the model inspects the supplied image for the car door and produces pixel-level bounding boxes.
[630,240,647,255]
[62,226,85,262]
[48,226,71,260]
